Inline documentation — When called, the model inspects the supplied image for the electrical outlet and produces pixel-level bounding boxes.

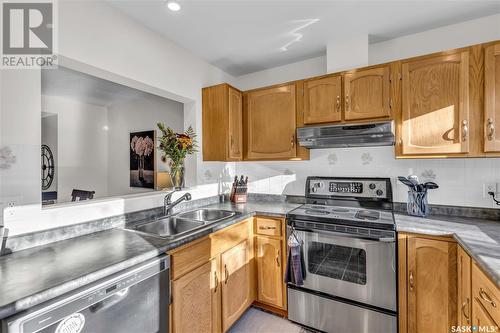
[483,183,497,198]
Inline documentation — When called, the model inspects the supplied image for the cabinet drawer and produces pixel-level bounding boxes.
[472,262,500,325]
[170,237,212,280]
[255,217,282,237]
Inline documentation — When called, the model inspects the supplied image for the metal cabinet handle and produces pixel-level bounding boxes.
[276,250,281,267]
[224,264,229,284]
[487,118,495,141]
[336,95,341,111]
[409,271,414,291]
[462,120,468,141]
[461,298,470,324]
[479,288,497,307]
[259,226,276,230]
[230,135,234,147]
[291,135,295,148]
[345,95,350,112]
[214,271,218,293]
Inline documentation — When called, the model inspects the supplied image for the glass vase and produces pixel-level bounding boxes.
[170,160,185,190]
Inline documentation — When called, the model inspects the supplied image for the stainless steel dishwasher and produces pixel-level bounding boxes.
[2,255,169,333]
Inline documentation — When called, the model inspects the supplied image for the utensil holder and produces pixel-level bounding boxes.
[407,190,429,217]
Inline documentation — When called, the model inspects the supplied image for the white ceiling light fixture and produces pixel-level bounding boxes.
[166,1,181,12]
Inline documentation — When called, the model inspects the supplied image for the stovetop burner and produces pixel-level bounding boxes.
[355,210,381,221]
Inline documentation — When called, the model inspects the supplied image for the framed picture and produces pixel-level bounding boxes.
[130,130,156,189]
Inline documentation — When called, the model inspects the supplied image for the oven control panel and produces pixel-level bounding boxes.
[307,177,389,199]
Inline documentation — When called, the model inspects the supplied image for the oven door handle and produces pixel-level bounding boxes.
[293,227,395,243]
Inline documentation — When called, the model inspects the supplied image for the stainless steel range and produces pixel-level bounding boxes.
[287,176,397,333]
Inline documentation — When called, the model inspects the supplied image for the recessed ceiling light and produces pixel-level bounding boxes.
[166,1,181,11]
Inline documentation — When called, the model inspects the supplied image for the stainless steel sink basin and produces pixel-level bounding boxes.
[176,209,237,223]
[130,209,240,239]
[133,216,205,239]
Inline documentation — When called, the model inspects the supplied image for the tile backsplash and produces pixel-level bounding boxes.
[230,146,500,209]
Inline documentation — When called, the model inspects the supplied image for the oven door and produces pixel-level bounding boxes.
[291,226,396,311]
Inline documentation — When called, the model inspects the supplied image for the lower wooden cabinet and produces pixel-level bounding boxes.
[170,219,254,333]
[172,258,221,333]
[457,245,472,326]
[400,234,500,333]
[399,234,457,333]
[221,240,252,331]
[256,237,283,308]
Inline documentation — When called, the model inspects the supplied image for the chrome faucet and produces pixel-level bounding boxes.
[164,190,192,216]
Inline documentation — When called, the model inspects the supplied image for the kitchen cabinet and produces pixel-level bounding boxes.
[202,84,243,161]
[303,75,342,124]
[457,246,472,326]
[484,42,500,152]
[472,261,500,326]
[221,240,252,332]
[400,51,470,155]
[254,217,287,312]
[170,219,254,333]
[343,65,391,121]
[398,234,457,333]
[244,83,308,160]
[256,237,283,308]
[172,258,221,333]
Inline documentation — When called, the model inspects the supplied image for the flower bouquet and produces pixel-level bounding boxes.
[157,123,197,189]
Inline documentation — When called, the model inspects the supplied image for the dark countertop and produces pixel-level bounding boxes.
[1,200,499,320]
[395,213,500,288]
[0,201,300,319]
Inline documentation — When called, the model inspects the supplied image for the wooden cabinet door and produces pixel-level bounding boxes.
[221,240,251,332]
[256,237,284,308]
[485,42,500,152]
[401,51,470,155]
[303,75,342,124]
[172,258,221,333]
[407,237,457,333]
[344,66,391,121]
[246,84,297,159]
[457,246,472,326]
[228,87,243,159]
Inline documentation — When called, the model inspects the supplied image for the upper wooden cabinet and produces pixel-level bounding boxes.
[303,75,342,124]
[406,236,457,333]
[484,42,500,152]
[400,51,470,155]
[244,84,302,160]
[344,65,391,121]
[202,84,243,161]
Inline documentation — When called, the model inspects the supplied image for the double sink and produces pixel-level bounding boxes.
[130,209,240,239]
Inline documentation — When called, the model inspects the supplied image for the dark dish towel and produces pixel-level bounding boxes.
[285,243,306,286]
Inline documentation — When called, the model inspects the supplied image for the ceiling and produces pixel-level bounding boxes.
[109,0,500,76]
[42,66,156,107]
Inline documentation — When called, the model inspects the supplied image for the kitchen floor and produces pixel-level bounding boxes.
[229,307,310,333]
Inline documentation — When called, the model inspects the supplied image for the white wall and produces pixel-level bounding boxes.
[235,56,327,91]
[42,96,109,202]
[369,13,500,65]
[107,93,184,197]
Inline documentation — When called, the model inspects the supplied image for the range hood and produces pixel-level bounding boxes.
[297,121,395,149]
